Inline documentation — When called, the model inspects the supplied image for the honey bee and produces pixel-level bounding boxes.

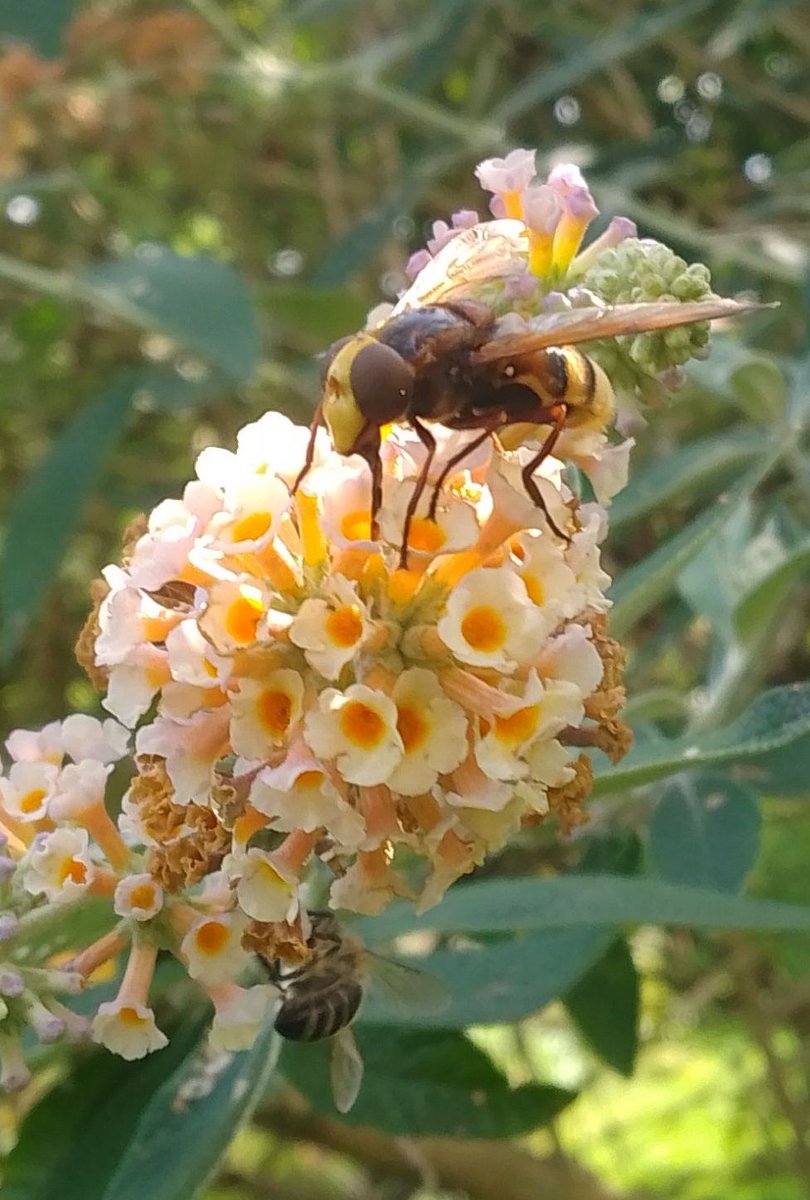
[265,911,447,1112]
[291,219,760,564]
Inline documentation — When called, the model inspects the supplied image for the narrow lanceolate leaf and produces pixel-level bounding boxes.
[281,1027,573,1137]
[608,472,759,638]
[0,0,73,57]
[648,774,762,893]
[593,683,810,795]
[79,250,260,382]
[0,374,133,666]
[360,928,615,1029]
[358,872,810,941]
[609,430,764,531]
[733,541,810,644]
[102,1024,280,1200]
[564,937,640,1076]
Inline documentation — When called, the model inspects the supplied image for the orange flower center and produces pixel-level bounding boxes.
[325,605,364,648]
[119,1006,147,1027]
[231,511,273,543]
[129,882,157,911]
[460,605,507,653]
[19,787,47,814]
[521,572,544,606]
[340,700,386,749]
[340,510,372,542]
[195,920,230,956]
[493,705,540,746]
[225,595,264,643]
[295,770,325,790]
[408,517,446,553]
[257,689,293,737]
[58,857,88,886]
[397,705,429,753]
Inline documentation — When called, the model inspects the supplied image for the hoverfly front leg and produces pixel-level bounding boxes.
[520,404,572,543]
[290,400,324,498]
[399,416,437,570]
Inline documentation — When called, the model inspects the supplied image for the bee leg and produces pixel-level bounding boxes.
[290,400,324,496]
[426,428,495,521]
[399,417,436,570]
[520,405,571,543]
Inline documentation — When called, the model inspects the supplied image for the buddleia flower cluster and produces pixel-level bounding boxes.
[0,147,724,1083]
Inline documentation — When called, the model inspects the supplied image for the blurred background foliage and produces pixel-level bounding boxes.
[1,1,810,1198]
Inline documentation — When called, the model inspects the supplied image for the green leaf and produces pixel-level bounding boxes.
[281,1027,573,1137]
[102,1023,280,1200]
[79,249,260,382]
[608,473,757,638]
[648,774,761,893]
[264,284,368,345]
[313,183,422,286]
[360,928,615,1028]
[0,0,72,58]
[3,1018,206,1200]
[594,683,810,795]
[609,430,763,531]
[358,872,810,941]
[0,374,133,666]
[733,541,810,644]
[564,937,639,1076]
[495,0,715,122]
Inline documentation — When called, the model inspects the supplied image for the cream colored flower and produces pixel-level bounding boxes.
[475,674,584,781]
[289,576,371,680]
[304,685,403,786]
[113,873,164,921]
[197,578,273,654]
[230,671,305,759]
[235,847,300,923]
[209,984,279,1052]
[181,912,251,985]
[92,1001,168,1060]
[0,761,59,822]
[387,669,468,795]
[437,566,545,670]
[22,828,95,901]
[250,753,365,848]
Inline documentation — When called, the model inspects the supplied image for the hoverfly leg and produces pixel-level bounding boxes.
[426,427,494,521]
[520,404,572,544]
[398,417,437,570]
[290,400,324,497]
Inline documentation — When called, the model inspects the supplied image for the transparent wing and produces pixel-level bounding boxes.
[330,1026,364,1114]
[366,950,450,1017]
[470,297,768,363]
[392,219,528,315]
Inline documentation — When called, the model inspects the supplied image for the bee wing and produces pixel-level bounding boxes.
[366,951,450,1017]
[470,297,768,363]
[392,219,528,315]
[330,1026,364,1114]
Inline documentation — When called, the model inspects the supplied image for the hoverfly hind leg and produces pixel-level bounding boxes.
[520,405,572,544]
[398,417,437,570]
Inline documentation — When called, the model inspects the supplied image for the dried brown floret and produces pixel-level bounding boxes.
[242,918,313,966]
[74,577,110,691]
[546,753,593,834]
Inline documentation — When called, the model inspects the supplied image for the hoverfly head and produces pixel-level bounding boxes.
[322,335,414,454]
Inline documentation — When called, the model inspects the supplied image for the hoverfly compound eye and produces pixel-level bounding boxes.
[349,342,414,425]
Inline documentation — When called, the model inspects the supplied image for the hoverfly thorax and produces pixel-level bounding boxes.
[322,334,414,455]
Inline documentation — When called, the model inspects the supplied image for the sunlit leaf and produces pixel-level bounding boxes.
[594,683,810,794]
[610,430,763,531]
[0,374,133,666]
[0,0,73,58]
[359,870,810,941]
[648,774,762,893]
[733,541,810,644]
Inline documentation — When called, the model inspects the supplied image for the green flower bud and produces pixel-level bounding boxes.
[581,238,714,380]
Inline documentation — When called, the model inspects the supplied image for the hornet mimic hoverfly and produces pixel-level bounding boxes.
[291,220,760,565]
